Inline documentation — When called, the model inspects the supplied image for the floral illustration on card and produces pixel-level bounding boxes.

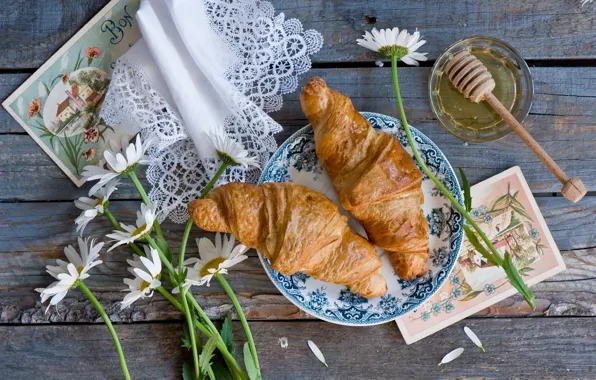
[407,180,548,322]
[3,1,141,185]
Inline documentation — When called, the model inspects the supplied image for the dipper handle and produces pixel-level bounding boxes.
[484,93,586,203]
[444,50,586,203]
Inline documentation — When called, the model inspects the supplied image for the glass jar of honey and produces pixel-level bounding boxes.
[429,36,534,142]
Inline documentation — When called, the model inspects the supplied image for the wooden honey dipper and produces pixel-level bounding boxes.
[444,50,587,203]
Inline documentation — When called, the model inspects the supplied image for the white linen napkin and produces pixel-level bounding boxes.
[135,0,248,158]
[101,0,323,222]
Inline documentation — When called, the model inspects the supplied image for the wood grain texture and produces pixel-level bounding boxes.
[272,0,596,62]
[2,65,595,199]
[1,0,596,70]
[2,319,596,379]
[0,198,594,323]
[0,0,110,69]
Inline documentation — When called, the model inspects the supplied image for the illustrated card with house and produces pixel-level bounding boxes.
[396,166,566,344]
[2,0,141,186]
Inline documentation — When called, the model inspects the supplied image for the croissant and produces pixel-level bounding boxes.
[300,77,430,280]
[188,182,387,298]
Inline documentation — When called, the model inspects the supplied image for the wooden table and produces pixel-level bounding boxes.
[1,1,595,378]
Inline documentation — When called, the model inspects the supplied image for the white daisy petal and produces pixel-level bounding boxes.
[439,348,464,366]
[308,340,328,367]
[107,203,155,250]
[464,326,485,352]
[179,233,247,290]
[121,247,162,309]
[209,129,259,168]
[37,237,104,311]
[356,27,429,66]
[82,136,152,194]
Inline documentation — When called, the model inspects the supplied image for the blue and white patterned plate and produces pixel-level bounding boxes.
[258,112,464,325]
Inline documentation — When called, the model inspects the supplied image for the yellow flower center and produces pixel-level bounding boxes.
[76,265,85,274]
[140,280,151,291]
[96,197,105,207]
[200,258,226,277]
[132,224,147,237]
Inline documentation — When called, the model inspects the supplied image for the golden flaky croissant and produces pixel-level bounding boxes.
[189,182,387,298]
[300,77,430,280]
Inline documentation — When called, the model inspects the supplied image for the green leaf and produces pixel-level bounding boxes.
[42,81,51,95]
[182,362,193,380]
[50,73,64,87]
[461,290,483,301]
[519,267,534,277]
[510,204,533,221]
[244,342,258,380]
[210,352,235,380]
[490,194,509,212]
[220,316,234,354]
[463,225,499,267]
[155,234,173,263]
[503,252,536,310]
[458,168,472,212]
[181,324,192,350]
[199,336,218,377]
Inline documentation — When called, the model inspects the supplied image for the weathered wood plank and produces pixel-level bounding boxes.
[0,199,595,323]
[273,0,596,62]
[1,0,595,70]
[0,0,110,69]
[2,318,596,379]
[1,197,593,257]
[0,73,28,133]
[2,65,595,199]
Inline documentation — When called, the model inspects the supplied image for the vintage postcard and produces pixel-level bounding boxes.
[396,166,566,344]
[2,0,141,186]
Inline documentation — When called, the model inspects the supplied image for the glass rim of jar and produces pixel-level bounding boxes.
[429,35,534,143]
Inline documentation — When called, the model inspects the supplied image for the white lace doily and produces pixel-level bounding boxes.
[101,0,323,223]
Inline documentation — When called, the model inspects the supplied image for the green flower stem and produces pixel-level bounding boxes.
[181,286,200,379]
[201,163,229,198]
[127,170,164,240]
[156,287,245,380]
[149,236,246,379]
[78,282,130,380]
[216,273,261,379]
[178,219,194,279]
[389,55,535,310]
[177,217,200,380]
[185,294,217,334]
[157,286,182,308]
[103,207,145,257]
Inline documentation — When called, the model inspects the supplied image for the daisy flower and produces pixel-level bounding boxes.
[82,135,153,194]
[175,233,248,292]
[36,237,104,312]
[357,27,428,66]
[74,179,119,234]
[106,203,156,251]
[121,246,162,309]
[210,130,259,168]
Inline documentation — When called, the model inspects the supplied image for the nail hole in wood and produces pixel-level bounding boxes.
[364,15,376,24]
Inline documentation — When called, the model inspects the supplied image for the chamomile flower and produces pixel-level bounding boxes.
[106,203,156,251]
[175,233,248,292]
[357,27,428,66]
[74,179,119,234]
[82,135,153,194]
[121,246,162,309]
[210,130,259,168]
[35,237,104,312]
